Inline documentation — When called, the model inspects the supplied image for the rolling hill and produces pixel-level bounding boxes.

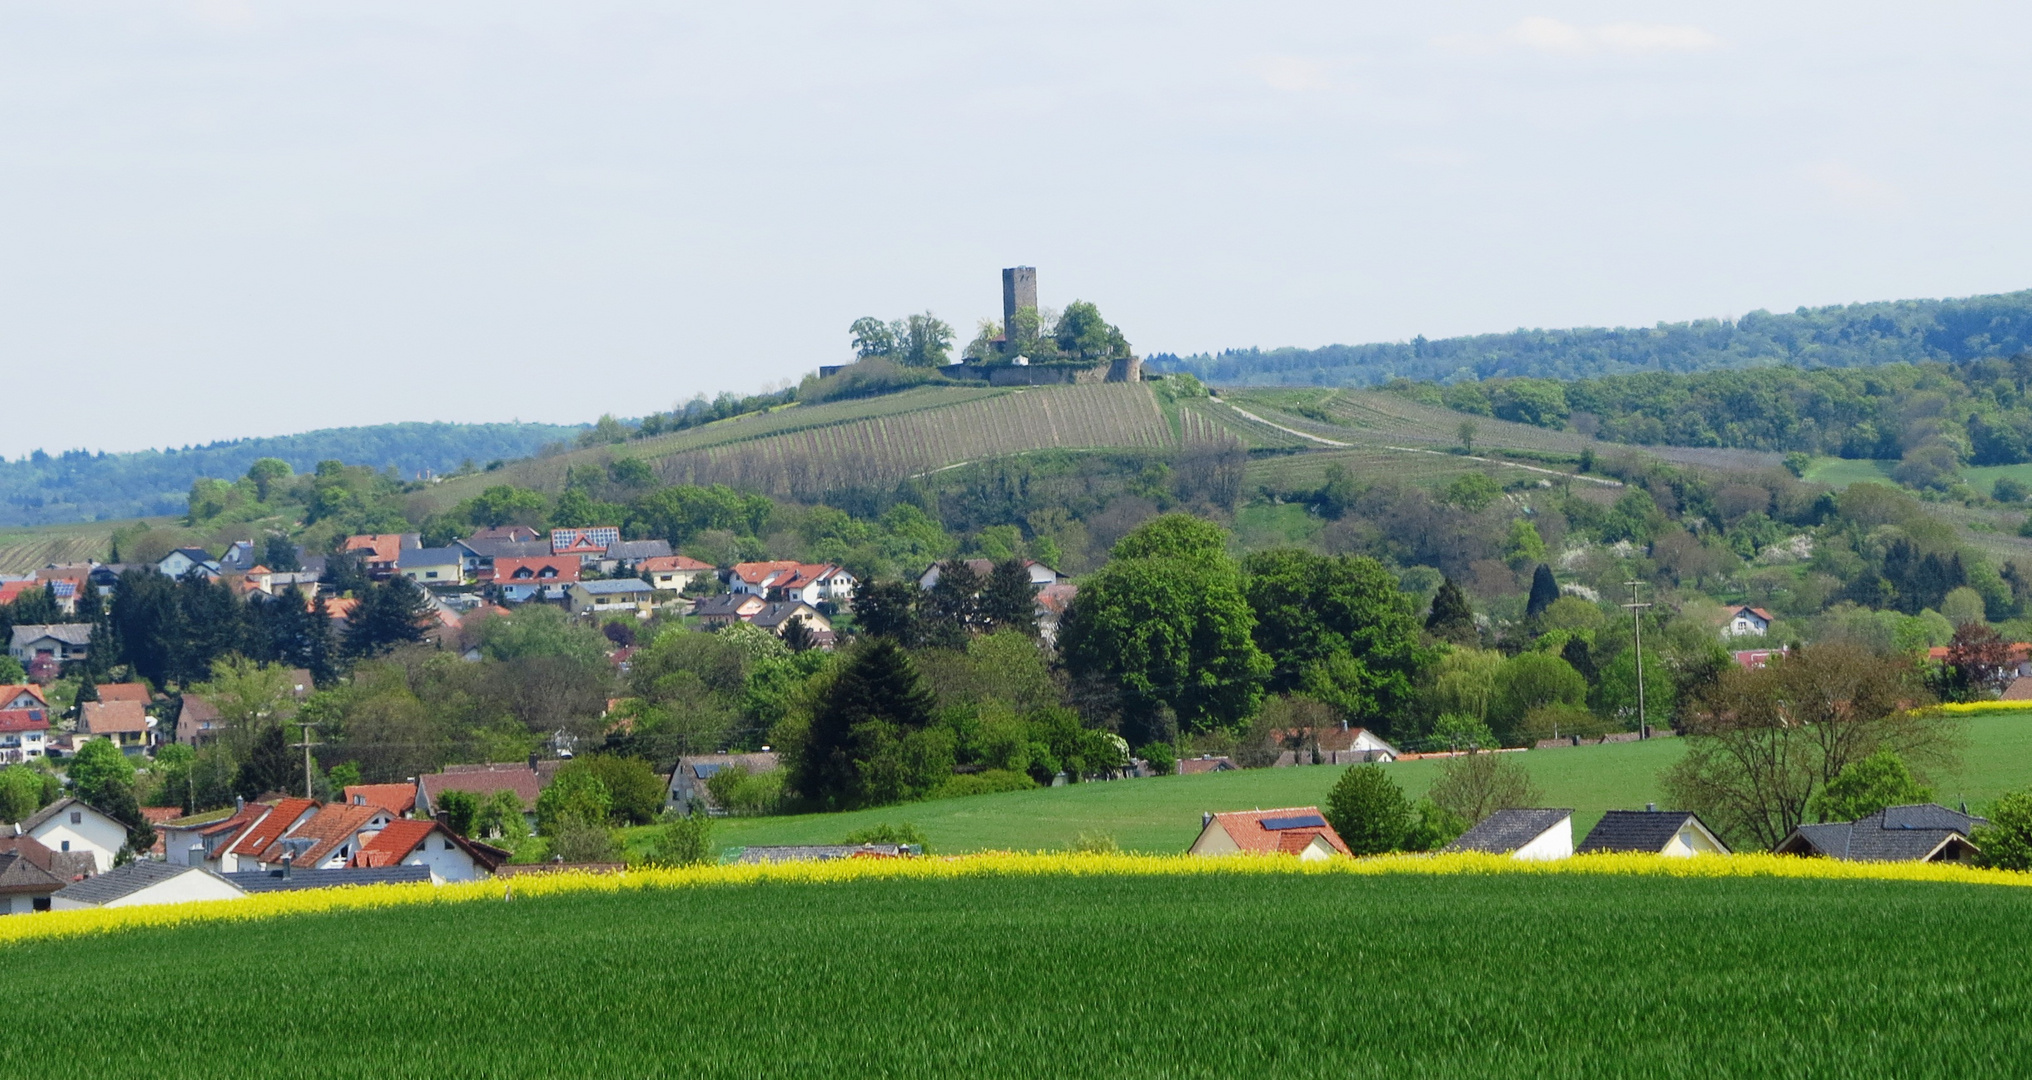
[1151,289,2032,386]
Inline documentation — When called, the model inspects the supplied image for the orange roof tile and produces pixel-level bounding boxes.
[228,798,319,857]
[351,819,437,868]
[264,803,383,866]
[343,783,417,815]
[1204,807,1352,857]
[94,683,152,704]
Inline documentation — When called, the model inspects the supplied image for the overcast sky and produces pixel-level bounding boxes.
[2,2,2026,458]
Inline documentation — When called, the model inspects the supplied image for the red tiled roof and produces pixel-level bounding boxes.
[420,764,546,811]
[350,819,436,867]
[0,582,43,605]
[342,534,410,564]
[140,807,185,825]
[490,556,580,584]
[1204,807,1352,857]
[0,711,49,736]
[1926,643,2032,662]
[0,685,48,710]
[264,802,383,867]
[640,555,714,573]
[1176,756,1234,775]
[94,683,152,704]
[344,783,417,815]
[228,798,319,857]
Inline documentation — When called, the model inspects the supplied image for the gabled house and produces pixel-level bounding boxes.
[398,546,467,586]
[50,861,244,910]
[156,548,219,579]
[469,525,540,544]
[1273,726,1400,766]
[241,566,323,598]
[597,540,673,573]
[0,706,50,763]
[1188,807,1351,860]
[341,533,421,578]
[1442,808,1575,860]
[565,579,656,617]
[750,601,831,643]
[692,593,767,628]
[17,797,130,872]
[1176,755,1236,775]
[213,797,322,873]
[640,555,716,592]
[414,761,558,824]
[0,834,96,914]
[728,562,855,606]
[94,683,152,705]
[349,819,500,881]
[551,526,620,558]
[1577,808,1731,857]
[1723,605,1774,638]
[0,685,47,711]
[77,700,153,752]
[177,694,224,746]
[251,802,393,871]
[489,556,580,585]
[666,752,781,814]
[9,624,93,666]
[159,804,266,867]
[217,540,260,574]
[1774,804,1987,863]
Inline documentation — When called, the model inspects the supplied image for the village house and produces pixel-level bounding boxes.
[156,547,219,579]
[1273,726,1400,766]
[0,704,49,763]
[487,554,580,594]
[470,525,540,544]
[728,561,856,606]
[1176,755,1237,775]
[750,601,832,644]
[398,546,468,586]
[217,540,259,573]
[177,693,225,746]
[1442,808,1575,860]
[414,760,559,825]
[1722,605,1774,638]
[94,682,152,705]
[692,593,767,628]
[77,700,154,753]
[1034,582,1077,646]
[666,752,781,814]
[341,533,420,578]
[1187,807,1351,860]
[1774,804,1987,863]
[9,623,93,668]
[51,861,246,910]
[158,804,266,867]
[240,566,323,599]
[596,539,674,574]
[347,819,501,881]
[0,833,96,913]
[639,554,716,593]
[17,798,130,873]
[565,578,656,617]
[552,526,622,557]
[1577,807,1731,856]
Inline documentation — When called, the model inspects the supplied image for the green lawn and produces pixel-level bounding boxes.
[1801,456,1899,487]
[632,712,2032,857]
[11,869,2029,1077]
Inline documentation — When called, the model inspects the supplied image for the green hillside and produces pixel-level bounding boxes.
[627,712,2032,858]
[13,867,2028,1077]
[1151,288,2032,386]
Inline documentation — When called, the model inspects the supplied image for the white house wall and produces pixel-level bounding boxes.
[30,812,128,872]
[1512,819,1574,861]
[400,837,476,882]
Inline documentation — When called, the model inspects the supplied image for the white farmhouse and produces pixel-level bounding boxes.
[1441,808,1574,861]
[18,798,129,873]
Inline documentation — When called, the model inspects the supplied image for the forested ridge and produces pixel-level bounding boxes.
[0,421,584,526]
[1151,290,2032,387]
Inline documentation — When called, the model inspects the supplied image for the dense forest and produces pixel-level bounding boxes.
[1394,356,2032,492]
[0,421,584,527]
[1150,290,2032,387]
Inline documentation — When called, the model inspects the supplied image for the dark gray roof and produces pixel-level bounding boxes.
[0,851,66,895]
[53,861,238,905]
[1443,808,1573,854]
[603,540,672,560]
[1577,810,1729,854]
[1777,804,1988,861]
[751,601,820,629]
[692,594,751,617]
[733,845,917,864]
[10,623,93,649]
[224,866,436,892]
[399,546,464,567]
[460,539,551,560]
[577,578,653,595]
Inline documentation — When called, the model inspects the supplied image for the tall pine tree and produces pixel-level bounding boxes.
[978,559,1037,636]
[791,638,939,810]
[1425,577,1477,645]
[1526,564,1560,620]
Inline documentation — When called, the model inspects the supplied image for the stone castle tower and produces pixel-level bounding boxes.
[1000,267,1037,355]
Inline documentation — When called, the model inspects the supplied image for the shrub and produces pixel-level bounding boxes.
[1137,742,1177,778]
[535,771,611,836]
[1324,765,1410,855]
[1427,751,1542,825]
[1972,790,2032,871]
[928,770,1037,800]
[546,819,619,863]
[646,810,715,867]
[1402,799,1470,852]
[437,790,480,837]
[704,765,787,815]
[1806,748,1933,823]
[1068,831,1120,854]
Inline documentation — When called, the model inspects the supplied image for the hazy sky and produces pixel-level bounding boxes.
[2,2,2027,458]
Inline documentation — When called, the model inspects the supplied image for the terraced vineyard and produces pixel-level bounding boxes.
[650,383,1176,497]
[0,519,135,574]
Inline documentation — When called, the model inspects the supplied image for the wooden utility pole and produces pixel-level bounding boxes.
[291,721,322,800]
[1622,580,1652,739]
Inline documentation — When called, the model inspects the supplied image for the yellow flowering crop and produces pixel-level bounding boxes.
[3,850,2024,947]
[1933,700,2032,715]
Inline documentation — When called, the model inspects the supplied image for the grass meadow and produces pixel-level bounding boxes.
[7,860,2029,1078]
[628,712,2032,859]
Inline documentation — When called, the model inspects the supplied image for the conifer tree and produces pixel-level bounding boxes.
[791,638,940,810]
[1526,564,1560,620]
[1425,577,1476,644]
[978,559,1037,636]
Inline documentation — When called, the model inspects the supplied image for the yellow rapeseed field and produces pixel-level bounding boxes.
[4,851,2024,947]
[1933,700,2032,714]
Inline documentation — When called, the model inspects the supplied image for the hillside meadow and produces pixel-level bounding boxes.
[5,858,2029,1078]
[632,711,2032,858]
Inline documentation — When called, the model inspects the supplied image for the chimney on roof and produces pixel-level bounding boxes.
[235,795,245,811]
[1202,812,1212,829]
[528,752,539,771]
[1646,802,1657,812]
[280,852,293,880]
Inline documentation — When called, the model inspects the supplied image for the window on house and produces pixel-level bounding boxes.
[69,811,81,824]
[60,841,70,852]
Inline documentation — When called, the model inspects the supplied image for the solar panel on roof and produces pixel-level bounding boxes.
[1259,814,1327,831]
[693,763,724,779]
